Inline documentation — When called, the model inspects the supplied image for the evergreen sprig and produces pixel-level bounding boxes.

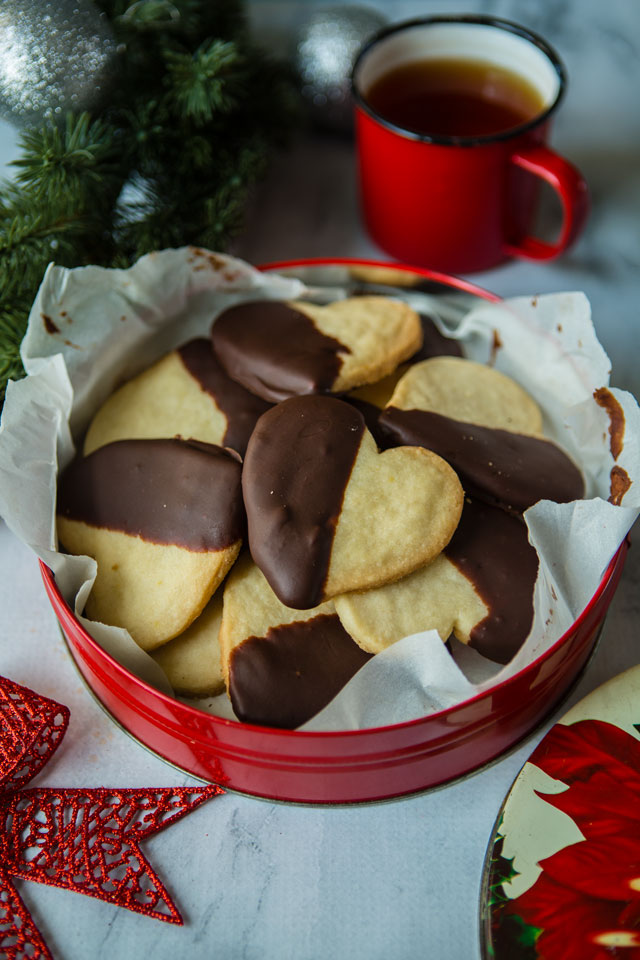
[0,295,29,407]
[0,181,97,285]
[0,0,299,410]
[165,40,246,122]
[12,113,121,199]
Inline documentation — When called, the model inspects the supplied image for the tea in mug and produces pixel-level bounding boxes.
[365,58,546,138]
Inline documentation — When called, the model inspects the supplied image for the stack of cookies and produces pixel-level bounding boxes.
[57,295,584,728]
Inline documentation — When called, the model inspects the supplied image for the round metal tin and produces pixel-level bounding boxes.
[40,259,629,804]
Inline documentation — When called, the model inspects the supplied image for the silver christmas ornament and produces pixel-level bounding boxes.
[0,0,119,126]
[293,5,387,136]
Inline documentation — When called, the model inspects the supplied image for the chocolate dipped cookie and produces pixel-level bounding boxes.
[379,356,584,513]
[347,314,465,444]
[219,553,372,728]
[57,438,245,651]
[335,497,539,665]
[242,394,464,609]
[210,296,422,403]
[84,338,271,457]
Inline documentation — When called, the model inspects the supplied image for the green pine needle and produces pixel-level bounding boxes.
[164,39,245,122]
[118,0,184,27]
[12,113,123,203]
[0,191,96,277]
[0,299,29,408]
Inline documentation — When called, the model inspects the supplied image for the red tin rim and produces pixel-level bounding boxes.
[39,543,627,741]
[257,256,502,302]
[40,255,627,741]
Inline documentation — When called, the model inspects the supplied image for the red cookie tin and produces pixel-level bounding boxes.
[40,259,629,804]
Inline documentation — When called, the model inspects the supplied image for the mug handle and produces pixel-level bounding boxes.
[504,145,590,260]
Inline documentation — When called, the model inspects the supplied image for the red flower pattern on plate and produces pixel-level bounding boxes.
[506,718,640,958]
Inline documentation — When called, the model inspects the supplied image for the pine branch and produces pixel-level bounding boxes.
[117,0,184,27]
[164,39,246,122]
[99,0,247,46]
[0,297,29,408]
[12,113,123,206]
[0,0,301,413]
[114,137,265,259]
[0,193,93,286]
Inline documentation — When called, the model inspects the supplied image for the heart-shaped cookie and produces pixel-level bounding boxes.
[57,438,245,651]
[386,355,544,433]
[347,314,465,443]
[379,356,584,513]
[335,555,487,655]
[210,296,422,403]
[349,312,464,410]
[242,395,464,609]
[219,553,372,728]
[84,338,271,457]
[151,592,225,697]
[335,497,539,664]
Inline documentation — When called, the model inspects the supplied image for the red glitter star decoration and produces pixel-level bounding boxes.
[0,675,222,960]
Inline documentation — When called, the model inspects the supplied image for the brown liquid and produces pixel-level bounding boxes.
[366,58,545,138]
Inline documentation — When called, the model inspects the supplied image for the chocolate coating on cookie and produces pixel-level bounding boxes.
[379,408,584,512]
[58,438,245,550]
[242,395,365,609]
[211,300,350,402]
[410,314,464,363]
[344,396,387,446]
[177,338,272,454]
[228,613,373,728]
[445,498,539,663]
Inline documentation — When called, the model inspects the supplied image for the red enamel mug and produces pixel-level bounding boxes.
[351,15,590,274]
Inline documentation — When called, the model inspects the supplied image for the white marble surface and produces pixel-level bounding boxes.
[0,2,639,959]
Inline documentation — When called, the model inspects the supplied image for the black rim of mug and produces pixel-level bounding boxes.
[350,14,567,147]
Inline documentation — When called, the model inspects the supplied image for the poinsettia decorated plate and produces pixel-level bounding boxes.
[481,663,640,959]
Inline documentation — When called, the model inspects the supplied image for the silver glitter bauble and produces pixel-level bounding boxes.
[0,0,118,126]
[293,5,387,136]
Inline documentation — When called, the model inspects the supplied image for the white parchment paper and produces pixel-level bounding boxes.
[0,248,637,730]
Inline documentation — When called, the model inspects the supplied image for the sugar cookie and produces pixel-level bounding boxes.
[347,314,465,442]
[219,553,372,728]
[380,356,584,512]
[57,438,244,650]
[336,497,539,664]
[84,338,271,456]
[210,297,422,402]
[151,593,224,696]
[242,395,464,609]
